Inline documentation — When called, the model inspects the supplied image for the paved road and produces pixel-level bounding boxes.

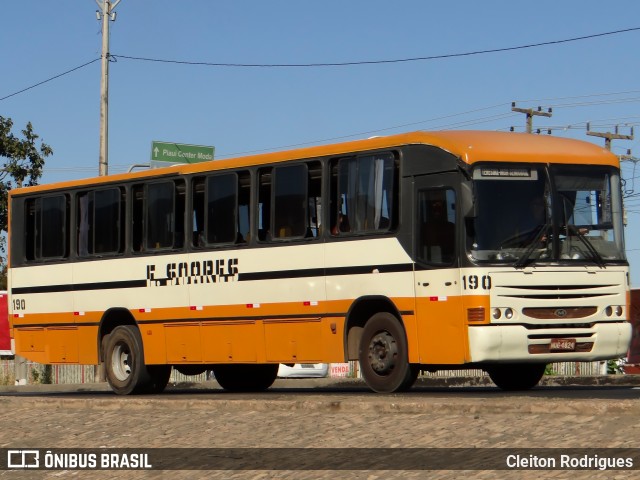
[1,378,639,480]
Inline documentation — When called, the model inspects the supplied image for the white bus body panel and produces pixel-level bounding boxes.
[466,267,632,362]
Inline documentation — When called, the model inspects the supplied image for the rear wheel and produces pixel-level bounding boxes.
[358,312,418,393]
[486,363,546,391]
[213,364,279,392]
[146,365,172,393]
[104,325,151,395]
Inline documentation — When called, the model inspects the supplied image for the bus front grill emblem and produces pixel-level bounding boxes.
[555,309,568,318]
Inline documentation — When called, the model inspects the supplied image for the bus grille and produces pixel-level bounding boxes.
[522,307,597,319]
[497,284,617,301]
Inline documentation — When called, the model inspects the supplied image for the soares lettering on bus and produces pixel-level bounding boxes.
[146,258,239,286]
[162,148,213,161]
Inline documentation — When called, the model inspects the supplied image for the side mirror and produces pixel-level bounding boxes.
[461,181,476,218]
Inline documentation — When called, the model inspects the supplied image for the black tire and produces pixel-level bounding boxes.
[486,363,546,391]
[213,364,279,392]
[104,325,151,395]
[146,365,172,394]
[358,312,417,393]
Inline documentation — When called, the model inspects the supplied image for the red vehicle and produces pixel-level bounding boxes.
[625,290,640,374]
[0,291,11,356]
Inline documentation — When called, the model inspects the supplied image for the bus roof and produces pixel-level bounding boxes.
[9,130,618,197]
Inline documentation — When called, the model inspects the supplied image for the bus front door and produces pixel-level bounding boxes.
[413,178,466,365]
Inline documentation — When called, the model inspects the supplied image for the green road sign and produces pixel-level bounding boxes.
[151,141,215,164]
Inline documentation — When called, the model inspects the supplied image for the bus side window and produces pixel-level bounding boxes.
[331,153,396,236]
[258,168,272,241]
[148,181,173,249]
[273,164,308,239]
[307,162,322,237]
[133,180,184,252]
[25,195,69,261]
[237,172,251,243]
[24,199,36,261]
[132,185,144,252]
[191,177,206,247]
[77,193,93,257]
[206,173,238,244]
[77,187,124,257]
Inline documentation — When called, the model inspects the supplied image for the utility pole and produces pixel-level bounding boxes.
[620,149,637,225]
[619,149,636,163]
[96,0,121,176]
[511,102,553,134]
[586,123,634,151]
[585,125,634,375]
[620,149,637,214]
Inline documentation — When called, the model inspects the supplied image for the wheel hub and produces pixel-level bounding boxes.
[368,331,398,375]
[111,343,132,381]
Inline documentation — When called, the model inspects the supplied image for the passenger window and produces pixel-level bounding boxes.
[132,180,185,252]
[258,168,272,241]
[331,153,396,236]
[258,162,321,242]
[147,182,175,250]
[273,164,307,239]
[78,188,124,256]
[25,194,69,260]
[192,171,249,246]
[206,174,237,244]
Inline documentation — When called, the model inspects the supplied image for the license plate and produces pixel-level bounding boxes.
[550,338,576,351]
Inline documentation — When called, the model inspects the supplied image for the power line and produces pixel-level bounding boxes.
[214,104,512,159]
[515,89,640,104]
[0,58,101,101]
[4,27,640,102]
[111,27,640,68]
[542,97,640,109]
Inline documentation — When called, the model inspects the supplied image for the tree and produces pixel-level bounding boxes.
[0,116,53,257]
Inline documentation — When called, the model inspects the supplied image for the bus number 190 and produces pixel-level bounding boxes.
[12,298,26,310]
[462,275,492,291]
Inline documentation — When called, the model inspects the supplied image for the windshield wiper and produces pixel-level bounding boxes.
[566,224,606,268]
[515,223,550,269]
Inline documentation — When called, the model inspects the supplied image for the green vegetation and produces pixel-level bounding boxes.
[0,116,52,284]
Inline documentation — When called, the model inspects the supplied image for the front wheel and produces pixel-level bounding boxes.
[358,312,417,393]
[104,325,151,395]
[486,363,546,391]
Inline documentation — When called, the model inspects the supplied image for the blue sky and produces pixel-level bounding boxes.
[2,0,640,282]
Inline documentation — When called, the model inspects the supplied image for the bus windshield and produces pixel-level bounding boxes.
[467,164,626,265]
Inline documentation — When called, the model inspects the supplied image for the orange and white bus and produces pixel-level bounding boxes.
[7,131,632,394]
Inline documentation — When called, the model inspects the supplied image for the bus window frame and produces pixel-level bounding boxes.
[132,178,186,254]
[25,193,70,262]
[76,186,125,258]
[202,171,240,247]
[255,160,322,245]
[146,180,176,252]
[330,151,399,238]
[271,162,310,241]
